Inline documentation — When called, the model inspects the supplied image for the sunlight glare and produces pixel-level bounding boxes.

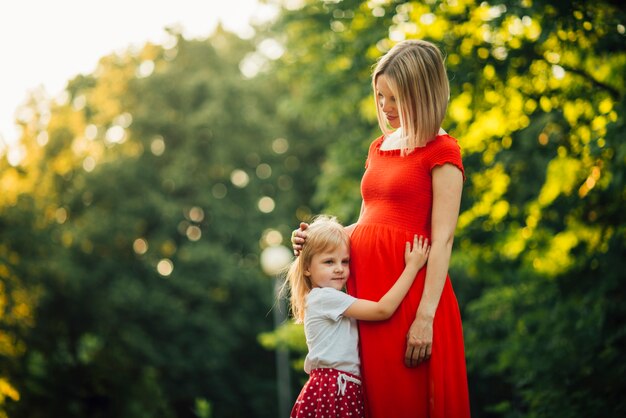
[0,0,272,154]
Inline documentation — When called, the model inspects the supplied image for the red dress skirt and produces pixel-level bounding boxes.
[347,134,471,418]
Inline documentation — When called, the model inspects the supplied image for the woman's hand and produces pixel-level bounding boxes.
[291,222,309,256]
[405,312,434,367]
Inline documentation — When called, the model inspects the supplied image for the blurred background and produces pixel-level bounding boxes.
[0,0,624,417]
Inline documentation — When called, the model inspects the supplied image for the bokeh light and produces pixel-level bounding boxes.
[83,157,96,172]
[36,131,49,146]
[186,225,202,241]
[85,124,98,140]
[150,136,165,156]
[137,60,155,78]
[157,259,174,276]
[263,229,283,246]
[256,163,272,179]
[258,196,275,213]
[272,137,289,154]
[133,238,148,255]
[212,183,227,199]
[105,126,126,144]
[188,206,204,223]
[231,169,250,188]
[55,207,68,224]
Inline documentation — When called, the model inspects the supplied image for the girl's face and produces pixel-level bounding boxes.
[305,243,350,291]
[376,74,401,129]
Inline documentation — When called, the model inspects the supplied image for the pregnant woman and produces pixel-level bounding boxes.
[292,39,471,417]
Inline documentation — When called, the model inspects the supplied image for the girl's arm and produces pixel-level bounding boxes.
[405,163,463,367]
[344,235,429,321]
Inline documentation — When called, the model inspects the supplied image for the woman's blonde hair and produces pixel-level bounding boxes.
[284,215,349,323]
[372,39,450,153]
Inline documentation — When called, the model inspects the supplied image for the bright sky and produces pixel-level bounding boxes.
[0,0,276,158]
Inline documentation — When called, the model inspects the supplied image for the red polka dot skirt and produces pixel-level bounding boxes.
[291,368,365,418]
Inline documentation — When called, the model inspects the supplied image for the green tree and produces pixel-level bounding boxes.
[0,27,316,417]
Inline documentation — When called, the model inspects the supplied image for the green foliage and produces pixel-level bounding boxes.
[259,321,307,352]
[0,28,314,418]
[193,398,211,418]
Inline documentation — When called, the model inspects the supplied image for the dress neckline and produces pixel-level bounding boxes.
[374,133,450,156]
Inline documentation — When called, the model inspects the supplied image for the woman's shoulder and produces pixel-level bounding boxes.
[428,133,461,150]
[425,133,465,178]
[423,133,462,158]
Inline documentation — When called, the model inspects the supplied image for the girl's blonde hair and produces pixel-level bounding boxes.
[372,39,450,153]
[285,215,349,323]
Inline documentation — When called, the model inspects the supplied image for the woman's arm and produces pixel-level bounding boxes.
[292,200,364,255]
[344,235,429,321]
[405,163,463,367]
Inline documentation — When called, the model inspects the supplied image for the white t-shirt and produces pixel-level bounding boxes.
[303,287,360,376]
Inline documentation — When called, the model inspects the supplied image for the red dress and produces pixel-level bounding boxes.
[347,134,470,418]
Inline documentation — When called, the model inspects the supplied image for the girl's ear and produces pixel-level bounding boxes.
[303,265,311,277]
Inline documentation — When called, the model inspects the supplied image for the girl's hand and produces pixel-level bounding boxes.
[405,312,433,367]
[291,222,309,256]
[404,235,430,270]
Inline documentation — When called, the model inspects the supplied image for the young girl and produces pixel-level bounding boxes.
[286,215,430,418]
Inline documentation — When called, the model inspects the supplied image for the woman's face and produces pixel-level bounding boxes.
[376,74,401,129]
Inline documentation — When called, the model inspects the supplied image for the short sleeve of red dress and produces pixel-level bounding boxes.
[425,134,465,181]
